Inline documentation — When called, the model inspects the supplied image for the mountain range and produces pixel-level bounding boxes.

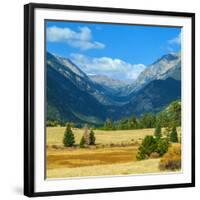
[46,51,181,125]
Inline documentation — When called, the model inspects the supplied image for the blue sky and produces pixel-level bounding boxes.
[46,21,181,81]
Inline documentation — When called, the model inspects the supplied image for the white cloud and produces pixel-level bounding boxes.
[47,26,105,50]
[168,32,182,45]
[70,53,146,81]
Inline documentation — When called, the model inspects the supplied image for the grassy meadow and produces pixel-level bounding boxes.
[46,127,156,146]
[46,127,181,178]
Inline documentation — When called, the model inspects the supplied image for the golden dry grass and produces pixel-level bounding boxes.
[46,127,155,146]
[46,127,181,178]
[47,158,161,178]
[46,127,181,146]
[47,146,138,170]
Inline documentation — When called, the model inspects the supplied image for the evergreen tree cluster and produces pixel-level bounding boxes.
[63,123,96,148]
[80,125,96,148]
[137,125,179,160]
[101,101,181,131]
[48,101,181,132]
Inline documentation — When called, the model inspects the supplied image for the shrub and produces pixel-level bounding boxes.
[80,136,86,148]
[136,136,170,160]
[63,123,75,147]
[170,126,178,143]
[51,145,64,150]
[89,130,96,145]
[52,144,60,149]
[136,136,157,160]
[159,144,181,171]
[109,143,115,147]
[155,138,169,156]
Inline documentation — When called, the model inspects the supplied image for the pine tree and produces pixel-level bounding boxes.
[89,130,96,145]
[154,122,161,139]
[170,126,178,143]
[80,136,86,148]
[63,123,75,147]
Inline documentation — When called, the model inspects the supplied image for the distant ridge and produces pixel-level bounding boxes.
[126,52,181,94]
[46,52,181,124]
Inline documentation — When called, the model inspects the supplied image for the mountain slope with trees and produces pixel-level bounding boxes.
[46,52,181,126]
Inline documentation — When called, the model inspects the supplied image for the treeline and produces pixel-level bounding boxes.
[100,101,181,130]
[47,101,181,130]
[46,120,75,127]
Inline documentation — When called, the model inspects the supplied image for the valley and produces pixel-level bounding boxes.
[45,22,182,180]
[46,52,182,179]
[46,52,181,125]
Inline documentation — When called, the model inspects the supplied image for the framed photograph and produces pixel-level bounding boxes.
[24,3,195,197]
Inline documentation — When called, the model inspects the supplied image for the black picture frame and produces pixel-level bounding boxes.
[24,3,195,197]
